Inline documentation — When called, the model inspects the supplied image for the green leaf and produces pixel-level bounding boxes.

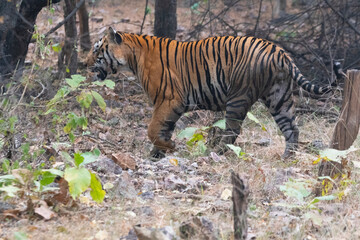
[93,148,101,157]
[304,211,323,226]
[227,144,243,157]
[42,169,64,177]
[145,6,151,15]
[69,132,75,143]
[2,158,10,173]
[77,117,88,130]
[63,124,72,134]
[279,179,311,201]
[247,112,267,131]
[212,119,226,129]
[89,172,105,203]
[187,133,204,146]
[177,127,198,140]
[77,91,93,109]
[320,146,359,163]
[14,232,28,240]
[9,116,18,133]
[47,86,69,107]
[91,91,106,112]
[0,185,21,197]
[52,43,62,53]
[64,167,91,199]
[65,74,86,89]
[93,80,116,89]
[80,151,100,166]
[74,153,85,167]
[0,174,16,184]
[60,151,74,165]
[311,195,336,203]
[40,171,57,186]
[197,141,207,155]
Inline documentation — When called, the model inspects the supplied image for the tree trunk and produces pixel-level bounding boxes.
[77,0,91,51]
[0,0,61,81]
[154,0,177,39]
[58,0,78,77]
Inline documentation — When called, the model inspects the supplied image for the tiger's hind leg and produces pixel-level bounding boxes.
[148,101,183,160]
[263,82,299,159]
[215,97,253,154]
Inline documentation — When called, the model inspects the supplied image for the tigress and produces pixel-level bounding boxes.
[86,27,330,159]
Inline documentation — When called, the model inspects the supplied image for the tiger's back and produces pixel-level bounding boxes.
[87,27,330,159]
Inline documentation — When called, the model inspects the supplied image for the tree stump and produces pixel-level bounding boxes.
[231,172,249,240]
[317,69,359,193]
[331,70,360,150]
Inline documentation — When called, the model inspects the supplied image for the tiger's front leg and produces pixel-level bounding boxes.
[147,101,183,160]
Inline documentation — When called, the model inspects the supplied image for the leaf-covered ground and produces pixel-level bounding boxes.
[1,1,360,239]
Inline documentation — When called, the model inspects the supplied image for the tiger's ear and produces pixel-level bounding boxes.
[108,27,122,44]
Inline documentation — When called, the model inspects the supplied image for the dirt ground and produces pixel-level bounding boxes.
[1,1,360,239]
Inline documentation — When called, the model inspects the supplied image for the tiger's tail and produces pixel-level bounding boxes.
[285,55,331,95]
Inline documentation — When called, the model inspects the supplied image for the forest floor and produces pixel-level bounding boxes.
[1,1,360,240]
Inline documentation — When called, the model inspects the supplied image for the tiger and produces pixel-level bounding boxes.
[86,27,331,159]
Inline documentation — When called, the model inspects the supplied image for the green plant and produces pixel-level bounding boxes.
[0,150,105,203]
[45,75,113,140]
[178,126,208,156]
[62,149,105,203]
[177,112,264,157]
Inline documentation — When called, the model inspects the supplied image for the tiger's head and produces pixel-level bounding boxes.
[86,27,129,80]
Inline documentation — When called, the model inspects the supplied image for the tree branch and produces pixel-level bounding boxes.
[324,0,360,36]
[44,0,85,38]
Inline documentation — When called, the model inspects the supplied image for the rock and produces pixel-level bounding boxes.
[112,173,138,199]
[125,211,137,218]
[15,219,29,227]
[309,139,326,150]
[0,201,15,213]
[112,152,137,170]
[107,117,119,126]
[133,206,154,217]
[120,229,137,240]
[134,225,178,240]
[220,189,232,201]
[139,191,155,200]
[164,174,186,191]
[257,138,271,146]
[88,156,122,175]
[179,216,217,240]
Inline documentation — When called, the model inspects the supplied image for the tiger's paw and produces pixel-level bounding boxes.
[281,150,296,160]
[149,148,166,161]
